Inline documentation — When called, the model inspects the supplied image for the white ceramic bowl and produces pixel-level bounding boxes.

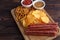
[21,0,33,8]
[33,0,45,9]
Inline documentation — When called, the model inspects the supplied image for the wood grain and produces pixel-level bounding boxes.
[0,0,60,40]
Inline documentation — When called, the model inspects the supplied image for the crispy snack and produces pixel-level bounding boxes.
[41,16,50,23]
[21,10,50,27]
[20,11,35,27]
[14,6,50,27]
[15,6,30,21]
[15,6,35,22]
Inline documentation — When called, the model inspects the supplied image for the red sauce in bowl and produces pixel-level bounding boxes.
[23,0,32,5]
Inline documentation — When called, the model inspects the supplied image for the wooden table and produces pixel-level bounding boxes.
[0,0,60,40]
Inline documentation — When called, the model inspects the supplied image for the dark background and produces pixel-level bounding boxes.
[0,0,60,40]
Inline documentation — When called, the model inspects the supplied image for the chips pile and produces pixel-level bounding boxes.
[15,6,50,27]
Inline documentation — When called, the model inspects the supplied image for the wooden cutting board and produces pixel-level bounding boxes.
[11,9,60,40]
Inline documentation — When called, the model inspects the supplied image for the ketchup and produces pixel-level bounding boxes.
[23,0,32,5]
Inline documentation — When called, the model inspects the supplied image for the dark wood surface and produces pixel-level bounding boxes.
[0,0,60,40]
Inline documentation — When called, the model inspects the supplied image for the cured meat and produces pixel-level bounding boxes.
[25,30,57,36]
[25,28,58,32]
[24,23,59,36]
[28,23,58,28]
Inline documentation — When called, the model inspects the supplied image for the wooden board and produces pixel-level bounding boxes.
[11,9,60,40]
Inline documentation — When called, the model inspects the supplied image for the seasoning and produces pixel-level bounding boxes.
[34,2,44,8]
[23,0,32,5]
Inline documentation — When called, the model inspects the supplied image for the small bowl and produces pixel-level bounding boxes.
[21,0,33,8]
[33,0,45,9]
